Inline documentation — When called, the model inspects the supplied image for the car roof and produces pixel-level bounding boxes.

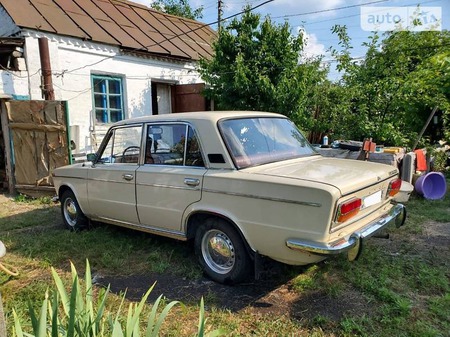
[112,111,287,127]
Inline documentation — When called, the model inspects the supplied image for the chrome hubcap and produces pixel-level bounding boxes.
[64,198,77,227]
[201,229,235,274]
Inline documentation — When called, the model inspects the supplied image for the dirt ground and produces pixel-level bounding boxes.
[99,259,373,321]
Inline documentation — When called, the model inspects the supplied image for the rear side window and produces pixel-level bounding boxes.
[144,124,204,167]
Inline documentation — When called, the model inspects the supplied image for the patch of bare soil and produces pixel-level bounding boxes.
[377,221,450,264]
[99,262,373,322]
[98,221,450,322]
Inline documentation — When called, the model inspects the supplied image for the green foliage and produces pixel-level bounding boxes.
[198,10,449,146]
[12,260,223,337]
[13,194,53,205]
[198,9,326,124]
[150,0,203,20]
[330,27,450,146]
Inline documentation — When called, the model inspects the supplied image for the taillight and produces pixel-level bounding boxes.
[337,198,362,223]
[388,178,402,197]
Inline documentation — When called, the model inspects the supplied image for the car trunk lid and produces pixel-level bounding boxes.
[244,156,398,196]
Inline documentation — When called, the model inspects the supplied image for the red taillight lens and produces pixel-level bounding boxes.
[337,198,362,223]
[388,178,402,197]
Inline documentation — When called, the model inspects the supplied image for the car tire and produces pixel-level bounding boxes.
[60,190,88,231]
[195,218,252,284]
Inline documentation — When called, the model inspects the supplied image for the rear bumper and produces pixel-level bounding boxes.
[286,203,406,256]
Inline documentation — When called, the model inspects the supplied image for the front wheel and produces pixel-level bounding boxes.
[195,218,252,284]
[60,190,88,231]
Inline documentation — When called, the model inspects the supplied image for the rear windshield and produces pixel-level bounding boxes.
[219,117,316,169]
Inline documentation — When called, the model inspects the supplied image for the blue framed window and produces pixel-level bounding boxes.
[92,75,124,123]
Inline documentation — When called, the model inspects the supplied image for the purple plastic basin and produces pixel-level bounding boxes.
[414,172,447,200]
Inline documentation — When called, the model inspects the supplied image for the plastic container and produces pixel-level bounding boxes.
[414,172,447,200]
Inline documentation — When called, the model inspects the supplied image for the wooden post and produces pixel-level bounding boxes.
[0,100,14,194]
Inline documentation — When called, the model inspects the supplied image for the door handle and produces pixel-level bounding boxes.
[122,174,134,181]
[184,178,200,187]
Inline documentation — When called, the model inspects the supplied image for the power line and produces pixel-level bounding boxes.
[0,64,41,79]
[301,0,442,26]
[272,0,388,19]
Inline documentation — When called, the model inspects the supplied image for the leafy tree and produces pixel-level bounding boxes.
[330,26,450,146]
[198,9,327,126]
[150,0,203,20]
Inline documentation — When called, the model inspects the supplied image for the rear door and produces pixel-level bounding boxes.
[87,124,142,224]
[136,123,206,232]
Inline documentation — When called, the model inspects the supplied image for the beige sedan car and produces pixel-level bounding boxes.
[53,111,406,284]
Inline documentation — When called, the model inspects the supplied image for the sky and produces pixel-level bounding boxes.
[133,0,450,78]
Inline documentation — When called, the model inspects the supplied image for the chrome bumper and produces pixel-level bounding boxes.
[286,203,406,256]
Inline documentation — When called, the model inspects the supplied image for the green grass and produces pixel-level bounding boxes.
[1,184,449,336]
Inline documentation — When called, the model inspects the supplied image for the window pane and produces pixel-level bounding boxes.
[219,118,315,168]
[93,79,106,93]
[109,80,121,94]
[110,110,123,123]
[94,94,107,109]
[145,124,185,165]
[185,127,204,167]
[109,95,121,109]
[95,109,106,123]
[98,132,113,163]
[110,126,142,165]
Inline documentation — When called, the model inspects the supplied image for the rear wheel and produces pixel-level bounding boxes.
[195,218,252,284]
[60,190,88,231]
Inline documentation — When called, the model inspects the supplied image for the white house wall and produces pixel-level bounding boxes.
[19,30,203,154]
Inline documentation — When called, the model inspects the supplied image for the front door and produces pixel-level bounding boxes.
[88,124,143,224]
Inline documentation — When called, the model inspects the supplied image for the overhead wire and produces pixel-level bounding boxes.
[0,63,41,79]
[300,0,443,26]
[272,0,389,19]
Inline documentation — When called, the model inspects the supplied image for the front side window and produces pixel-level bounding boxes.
[92,75,124,124]
[98,126,142,165]
[219,117,316,169]
[144,124,204,167]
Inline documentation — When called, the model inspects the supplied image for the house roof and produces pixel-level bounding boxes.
[0,0,215,61]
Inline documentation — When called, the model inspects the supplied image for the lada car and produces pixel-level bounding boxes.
[53,111,406,284]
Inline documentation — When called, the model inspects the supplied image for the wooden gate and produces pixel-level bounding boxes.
[0,100,69,196]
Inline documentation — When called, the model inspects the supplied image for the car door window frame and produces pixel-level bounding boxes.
[95,124,144,165]
[143,122,206,168]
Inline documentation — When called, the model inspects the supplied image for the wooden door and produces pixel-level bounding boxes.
[172,83,209,113]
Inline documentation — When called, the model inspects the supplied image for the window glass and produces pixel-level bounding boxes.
[185,126,204,167]
[219,117,316,169]
[98,126,142,165]
[144,124,204,167]
[92,75,124,124]
[108,80,121,94]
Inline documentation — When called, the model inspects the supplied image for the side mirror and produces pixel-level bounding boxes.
[86,153,96,162]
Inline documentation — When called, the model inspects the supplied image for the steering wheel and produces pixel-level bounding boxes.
[122,146,140,158]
